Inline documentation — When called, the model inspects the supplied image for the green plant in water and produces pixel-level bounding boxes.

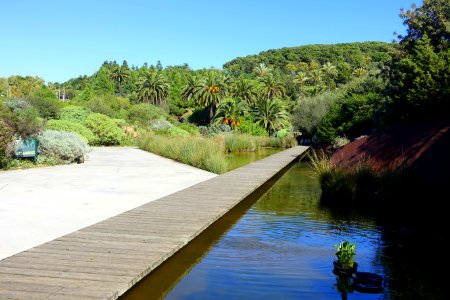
[335,241,356,268]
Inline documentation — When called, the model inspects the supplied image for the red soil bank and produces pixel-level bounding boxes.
[331,119,450,187]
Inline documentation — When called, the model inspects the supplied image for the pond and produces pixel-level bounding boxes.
[121,158,447,300]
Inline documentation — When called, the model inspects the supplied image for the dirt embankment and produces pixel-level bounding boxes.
[331,119,450,187]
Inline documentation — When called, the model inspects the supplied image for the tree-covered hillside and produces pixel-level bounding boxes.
[223,41,392,78]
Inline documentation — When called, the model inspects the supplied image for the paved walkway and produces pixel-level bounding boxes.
[0,147,217,261]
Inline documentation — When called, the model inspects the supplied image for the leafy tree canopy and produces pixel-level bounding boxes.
[387,0,450,120]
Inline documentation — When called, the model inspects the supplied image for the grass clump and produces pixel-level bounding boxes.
[307,149,419,215]
[224,133,257,152]
[260,135,298,148]
[222,133,297,153]
[307,149,380,209]
[137,133,228,174]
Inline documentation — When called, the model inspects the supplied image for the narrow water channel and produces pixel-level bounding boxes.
[224,147,282,171]
[121,157,447,300]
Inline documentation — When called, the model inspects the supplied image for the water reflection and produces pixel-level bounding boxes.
[225,148,282,171]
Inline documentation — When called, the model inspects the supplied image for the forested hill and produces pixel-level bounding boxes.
[223,41,393,75]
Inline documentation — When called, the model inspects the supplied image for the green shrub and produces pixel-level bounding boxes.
[111,96,131,110]
[83,96,114,116]
[37,130,90,163]
[292,91,339,134]
[46,119,96,144]
[274,128,290,138]
[187,106,208,125]
[128,103,168,127]
[0,118,14,168]
[59,105,91,123]
[28,87,61,119]
[11,107,43,138]
[84,113,126,145]
[199,124,232,136]
[236,118,268,136]
[4,98,31,111]
[115,109,129,120]
[150,118,173,131]
[81,95,130,119]
[112,118,127,127]
[1,101,42,168]
[167,126,190,137]
[177,122,200,135]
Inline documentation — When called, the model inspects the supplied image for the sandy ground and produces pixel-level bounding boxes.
[0,146,217,260]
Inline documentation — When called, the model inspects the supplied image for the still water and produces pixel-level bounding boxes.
[122,158,447,300]
[224,147,282,171]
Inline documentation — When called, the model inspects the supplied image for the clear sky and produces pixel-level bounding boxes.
[0,0,419,83]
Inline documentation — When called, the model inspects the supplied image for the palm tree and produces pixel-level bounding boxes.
[213,98,247,128]
[297,61,309,72]
[352,67,367,78]
[286,62,298,74]
[110,65,130,95]
[229,76,258,108]
[136,70,169,105]
[321,62,337,90]
[181,75,202,102]
[258,73,286,100]
[293,72,310,95]
[310,69,323,87]
[253,63,271,78]
[253,98,290,135]
[196,71,227,122]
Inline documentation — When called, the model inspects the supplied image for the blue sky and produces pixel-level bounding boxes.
[0,0,419,83]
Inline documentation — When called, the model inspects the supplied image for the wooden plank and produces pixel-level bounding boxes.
[0,146,308,299]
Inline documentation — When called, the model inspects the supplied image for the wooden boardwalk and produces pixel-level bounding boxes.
[0,146,309,300]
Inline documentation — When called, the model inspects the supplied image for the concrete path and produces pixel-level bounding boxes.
[0,147,217,261]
